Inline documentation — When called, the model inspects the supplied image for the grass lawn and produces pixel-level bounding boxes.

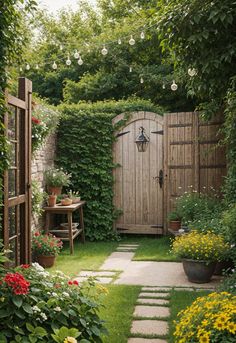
[100,285,141,343]
[50,241,119,276]
[168,289,211,342]
[120,235,179,262]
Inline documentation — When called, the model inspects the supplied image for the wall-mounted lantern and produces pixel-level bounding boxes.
[135,126,149,152]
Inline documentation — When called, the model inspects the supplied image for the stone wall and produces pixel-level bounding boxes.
[31,133,57,230]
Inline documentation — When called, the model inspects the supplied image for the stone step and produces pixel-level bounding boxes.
[137,298,169,305]
[134,306,170,318]
[131,320,168,336]
[142,287,171,292]
[74,276,113,284]
[139,292,170,299]
[79,271,116,277]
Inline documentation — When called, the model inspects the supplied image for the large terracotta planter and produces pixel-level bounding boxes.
[169,220,181,231]
[48,186,62,196]
[37,255,56,268]
[183,259,216,283]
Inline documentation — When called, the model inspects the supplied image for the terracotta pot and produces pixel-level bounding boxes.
[61,198,72,206]
[169,220,181,231]
[72,197,81,204]
[37,255,56,268]
[48,186,62,196]
[183,259,216,283]
[48,194,57,207]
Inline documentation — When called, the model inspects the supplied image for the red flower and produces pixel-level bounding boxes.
[3,272,30,295]
[73,280,79,286]
[32,117,41,125]
[20,264,30,269]
[68,281,73,285]
[34,231,40,237]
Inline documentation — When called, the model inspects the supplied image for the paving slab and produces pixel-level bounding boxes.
[79,271,116,277]
[119,244,139,247]
[100,252,134,270]
[131,320,168,336]
[174,287,194,291]
[139,292,170,298]
[137,298,169,305]
[116,247,137,251]
[128,339,167,343]
[134,306,170,318]
[142,287,171,292]
[114,261,221,287]
[74,276,88,283]
[96,277,113,284]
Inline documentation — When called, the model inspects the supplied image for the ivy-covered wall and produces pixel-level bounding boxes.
[57,98,162,240]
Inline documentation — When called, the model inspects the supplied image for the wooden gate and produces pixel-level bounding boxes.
[113,111,226,235]
[3,78,32,264]
[113,112,164,234]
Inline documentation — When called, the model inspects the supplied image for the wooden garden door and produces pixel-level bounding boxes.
[113,112,164,234]
[3,78,32,265]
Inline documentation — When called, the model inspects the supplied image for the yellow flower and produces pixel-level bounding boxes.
[64,337,77,343]
[226,322,236,334]
[199,333,210,343]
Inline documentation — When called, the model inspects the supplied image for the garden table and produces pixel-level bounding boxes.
[44,201,86,254]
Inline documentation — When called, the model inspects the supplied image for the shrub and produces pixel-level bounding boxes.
[32,180,46,217]
[218,271,236,295]
[44,168,71,188]
[175,190,222,226]
[167,211,182,221]
[221,204,236,245]
[172,231,229,262]
[0,263,107,342]
[174,292,236,342]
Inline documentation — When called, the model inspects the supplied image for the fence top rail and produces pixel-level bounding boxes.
[7,94,26,110]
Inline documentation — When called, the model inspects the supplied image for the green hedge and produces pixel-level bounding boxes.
[57,99,163,240]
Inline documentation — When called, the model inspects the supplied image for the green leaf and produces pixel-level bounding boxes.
[26,323,35,333]
[34,327,47,337]
[22,303,33,314]
[12,297,23,308]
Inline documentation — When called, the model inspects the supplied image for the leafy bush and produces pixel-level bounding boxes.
[57,99,162,240]
[175,190,222,226]
[172,231,229,262]
[218,271,236,295]
[44,168,71,188]
[167,210,182,221]
[221,204,236,245]
[32,180,46,217]
[0,263,107,342]
[174,292,236,342]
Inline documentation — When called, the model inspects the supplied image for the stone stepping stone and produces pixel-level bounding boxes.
[119,244,139,247]
[128,338,167,343]
[139,292,170,299]
[74,276,113,284]
[137,298,169,305]
[142,287,171,292]
[196,288,214,291]
[174,287,194,291]
[79,271,116,277]
[74,276,88,283]
[117,247,137,250]
[100,252,135,270]
[134,306,170,318]
[131,320,168,336]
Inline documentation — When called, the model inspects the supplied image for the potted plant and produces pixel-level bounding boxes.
[172,231,229,283]
[168,211,182,231]
[47,193,57,207]
[44,167,71,195]
[32,231,63,268]
[69,190,81,204]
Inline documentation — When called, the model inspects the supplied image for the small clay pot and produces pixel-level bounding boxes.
[48,194,57,207]
[37,255,56,268]
[169,220,181,231]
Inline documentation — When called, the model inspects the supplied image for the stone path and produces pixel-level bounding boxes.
[74,243,217,342]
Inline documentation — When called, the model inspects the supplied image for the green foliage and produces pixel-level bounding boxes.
[57,99,161,240]
[32,180,46,217]
[218,271,236,295]
[221,205,236,246]
[0,263,106,342]
[51,327,81,343]
[44,168,71,188]
[167,211,182,221]
[32,231,63,256]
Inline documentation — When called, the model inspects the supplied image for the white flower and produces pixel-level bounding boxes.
[54,306,62,312]
[32,305,41,313]
[62,292,69,297]
[40,313,47,321]
[52,292,58,297]
[32,262,44,272]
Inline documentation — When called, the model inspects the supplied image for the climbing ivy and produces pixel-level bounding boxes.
[57,99,162,240]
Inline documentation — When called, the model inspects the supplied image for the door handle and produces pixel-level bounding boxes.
[153,170,164,188]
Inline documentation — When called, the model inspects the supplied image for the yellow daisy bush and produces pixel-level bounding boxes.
[172,231,229,261]
[174,292,236,342]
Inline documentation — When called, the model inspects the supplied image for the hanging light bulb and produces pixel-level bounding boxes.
[101,45,108,56]
[162,83,166,89]
[66,54,71,66]
[74,50,80,59]
[78,57,83,65]
[35,64,39,70]
[188,68,197,77]
[26,63,30,70]
[118,38,122,45]
[171,80,178,91]
[129,66,133,73]
[129,35,135,45]
[140,31,145,39]
[140,77,144,84]
[52,61,57,70]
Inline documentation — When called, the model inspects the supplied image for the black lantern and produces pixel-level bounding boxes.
[135,126,149,152]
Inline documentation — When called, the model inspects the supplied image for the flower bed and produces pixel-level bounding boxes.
[0,263,106,342]
[174,292,236,342]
